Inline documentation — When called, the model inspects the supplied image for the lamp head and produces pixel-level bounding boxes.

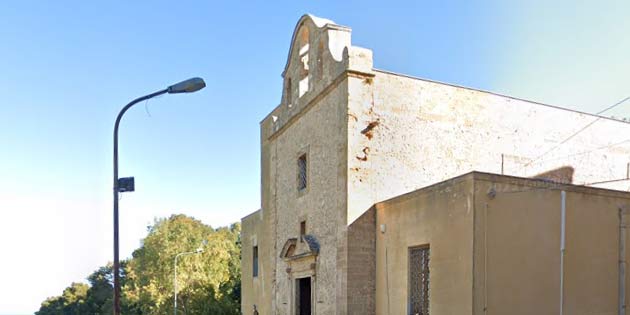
[195,248,203,254]
[167,77,206,94]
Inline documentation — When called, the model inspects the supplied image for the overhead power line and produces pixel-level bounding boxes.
[523,95,630,168]
[533,138,630,165]
[595,96,630,115]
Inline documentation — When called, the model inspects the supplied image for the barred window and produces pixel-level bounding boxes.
[253,246,259,277]
[298,154,307,191]
[409,245,430,315]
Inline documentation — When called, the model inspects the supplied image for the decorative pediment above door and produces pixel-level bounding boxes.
[280,235,320,261]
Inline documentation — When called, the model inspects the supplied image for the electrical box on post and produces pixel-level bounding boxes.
[117,177,135,192]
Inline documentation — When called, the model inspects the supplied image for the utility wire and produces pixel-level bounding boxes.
[523,95,630,168]
[532,138,630,165]
[595,96,630,115]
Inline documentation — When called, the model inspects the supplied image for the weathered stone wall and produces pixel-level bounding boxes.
[272,15,351,135]
[347,65,630,224]
[256,15,353,315]
[265,82,347,315]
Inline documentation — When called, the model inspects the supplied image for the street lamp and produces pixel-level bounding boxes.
[174,246,204,315]
[112,77,206,315]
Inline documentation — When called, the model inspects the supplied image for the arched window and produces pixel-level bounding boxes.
[298,26,310,98]
[317,39,324,79]
[285,77,292,106]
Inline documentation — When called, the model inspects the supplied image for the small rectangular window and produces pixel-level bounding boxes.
[300,221,306,240]
[298,154,307,191]
[253,246,259,277]
[409,245,430,315]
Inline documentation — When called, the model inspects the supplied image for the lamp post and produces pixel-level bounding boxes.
[112,77,206,315]
[174,247,204,315]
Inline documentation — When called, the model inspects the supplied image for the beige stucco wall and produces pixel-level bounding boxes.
[373,172,630,315]
[472,174,630,315]
[374,176,475,315]
[241,210,272,315]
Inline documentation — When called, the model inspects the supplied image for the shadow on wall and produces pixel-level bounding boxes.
[532,166,575,184]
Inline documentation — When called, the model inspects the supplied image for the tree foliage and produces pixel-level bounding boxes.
[36,282,90,315]
[36,214,241,315]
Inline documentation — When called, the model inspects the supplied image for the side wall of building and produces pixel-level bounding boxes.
[347,67,630,224]
[374,177,475,315]
[472,174,630,315]
[241,210,273,315]
[347,207,376,314]
[372,172,630,315]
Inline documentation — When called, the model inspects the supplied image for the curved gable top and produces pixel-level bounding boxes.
[307,14,335,28]
[282,14,351,77]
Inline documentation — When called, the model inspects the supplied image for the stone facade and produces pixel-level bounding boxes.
[241,14,630,315]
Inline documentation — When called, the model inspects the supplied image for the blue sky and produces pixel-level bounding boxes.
[0,1,628,313]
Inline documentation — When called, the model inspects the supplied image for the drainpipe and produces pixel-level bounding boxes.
[560,191,566,315]
[620,208,627,315]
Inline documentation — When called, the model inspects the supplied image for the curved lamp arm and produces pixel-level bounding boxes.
[112,77,205,315]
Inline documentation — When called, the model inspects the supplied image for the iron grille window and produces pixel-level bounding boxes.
[409,246,430,315]
[297,154,307,191]
[253,246,259,277]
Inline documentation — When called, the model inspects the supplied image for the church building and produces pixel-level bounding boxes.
[241,15,630,315]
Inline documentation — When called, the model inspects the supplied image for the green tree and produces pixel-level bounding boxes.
[36,214,241,315]
[84,264,114,315]
[36,282,89,315]
[124,214,241,315]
